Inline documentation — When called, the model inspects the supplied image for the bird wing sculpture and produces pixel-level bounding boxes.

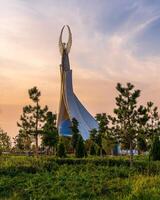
[59,25,72,55]
[57,25,98,139]
[66,25,72,54]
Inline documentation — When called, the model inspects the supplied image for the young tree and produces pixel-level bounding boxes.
[112,83,141,166]
[150,135,160,161]
[57,141,66,158]
[142,102,160,172]
[71,118,79,153]
[41,112,59,155]
[137,137,147,154]
[135,105,149,154]
[75,134,85,158]
[146,102,160,143]
[13,130,32,151]
[89,143,97,155]
[90,113,109,157]
[61,137,73,154]
[17,87,48,156]
[0,128,11,154]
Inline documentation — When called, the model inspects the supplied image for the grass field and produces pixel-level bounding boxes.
[0,155,160,200]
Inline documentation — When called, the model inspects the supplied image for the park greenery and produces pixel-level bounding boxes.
[1,83,160,162]
[1,156,160,199]
[1,82,160,199]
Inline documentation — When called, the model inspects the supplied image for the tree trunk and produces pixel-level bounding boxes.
[100,147,103,157]
[46,147,49,155]
[35,135,38,156]
[129,142,133,167]
[53,146,56,155]
[35,101,39,157]
[148,153,151,176]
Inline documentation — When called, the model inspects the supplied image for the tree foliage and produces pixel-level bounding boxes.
[90,113,110,156]
[13,130,32,151]
[89,143,97,155]
[146,102,160,142]
[41,112,59,154]
[75,134,85,158]
[111,83,141,166]
[0,128,11,154]
[150,135,160,161]
[17,87,48,156]
[13,82,160,162]
[137,137,147,153]
[57,141,66,158]
[71,118,80,152]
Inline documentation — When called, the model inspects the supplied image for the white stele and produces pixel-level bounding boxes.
[57,25,98,139]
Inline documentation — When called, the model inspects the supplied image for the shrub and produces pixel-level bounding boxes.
[1,155,160,199]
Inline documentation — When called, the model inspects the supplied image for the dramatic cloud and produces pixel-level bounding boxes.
[0,0,160,137]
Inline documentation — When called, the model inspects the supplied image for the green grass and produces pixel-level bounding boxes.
[0,155,160,200]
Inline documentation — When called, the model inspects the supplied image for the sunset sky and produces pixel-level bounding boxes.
[1,0,160,138]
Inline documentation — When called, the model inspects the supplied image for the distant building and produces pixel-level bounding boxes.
[57,25,98,139]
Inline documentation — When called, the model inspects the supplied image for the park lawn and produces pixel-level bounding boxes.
[0,156,160,200]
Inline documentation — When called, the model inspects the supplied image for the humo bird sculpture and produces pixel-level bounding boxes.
[57,25,98,139]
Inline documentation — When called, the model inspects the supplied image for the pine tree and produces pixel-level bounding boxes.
[90,143,96,155]
[150,135,160,161]
[89,114,109,157]
[112,83,141,166]
[96,113,109,156]
[146,102,160,144]
[17,87,48,156]
[71,118,79,153]
[57,141,66,158]
[42,112,59,155]
[75,135,85,158]
[0,128,11,154]
[13,130,32,151]
[137,137,147,153]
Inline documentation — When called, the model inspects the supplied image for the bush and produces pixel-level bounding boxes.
[1,156,160,199]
